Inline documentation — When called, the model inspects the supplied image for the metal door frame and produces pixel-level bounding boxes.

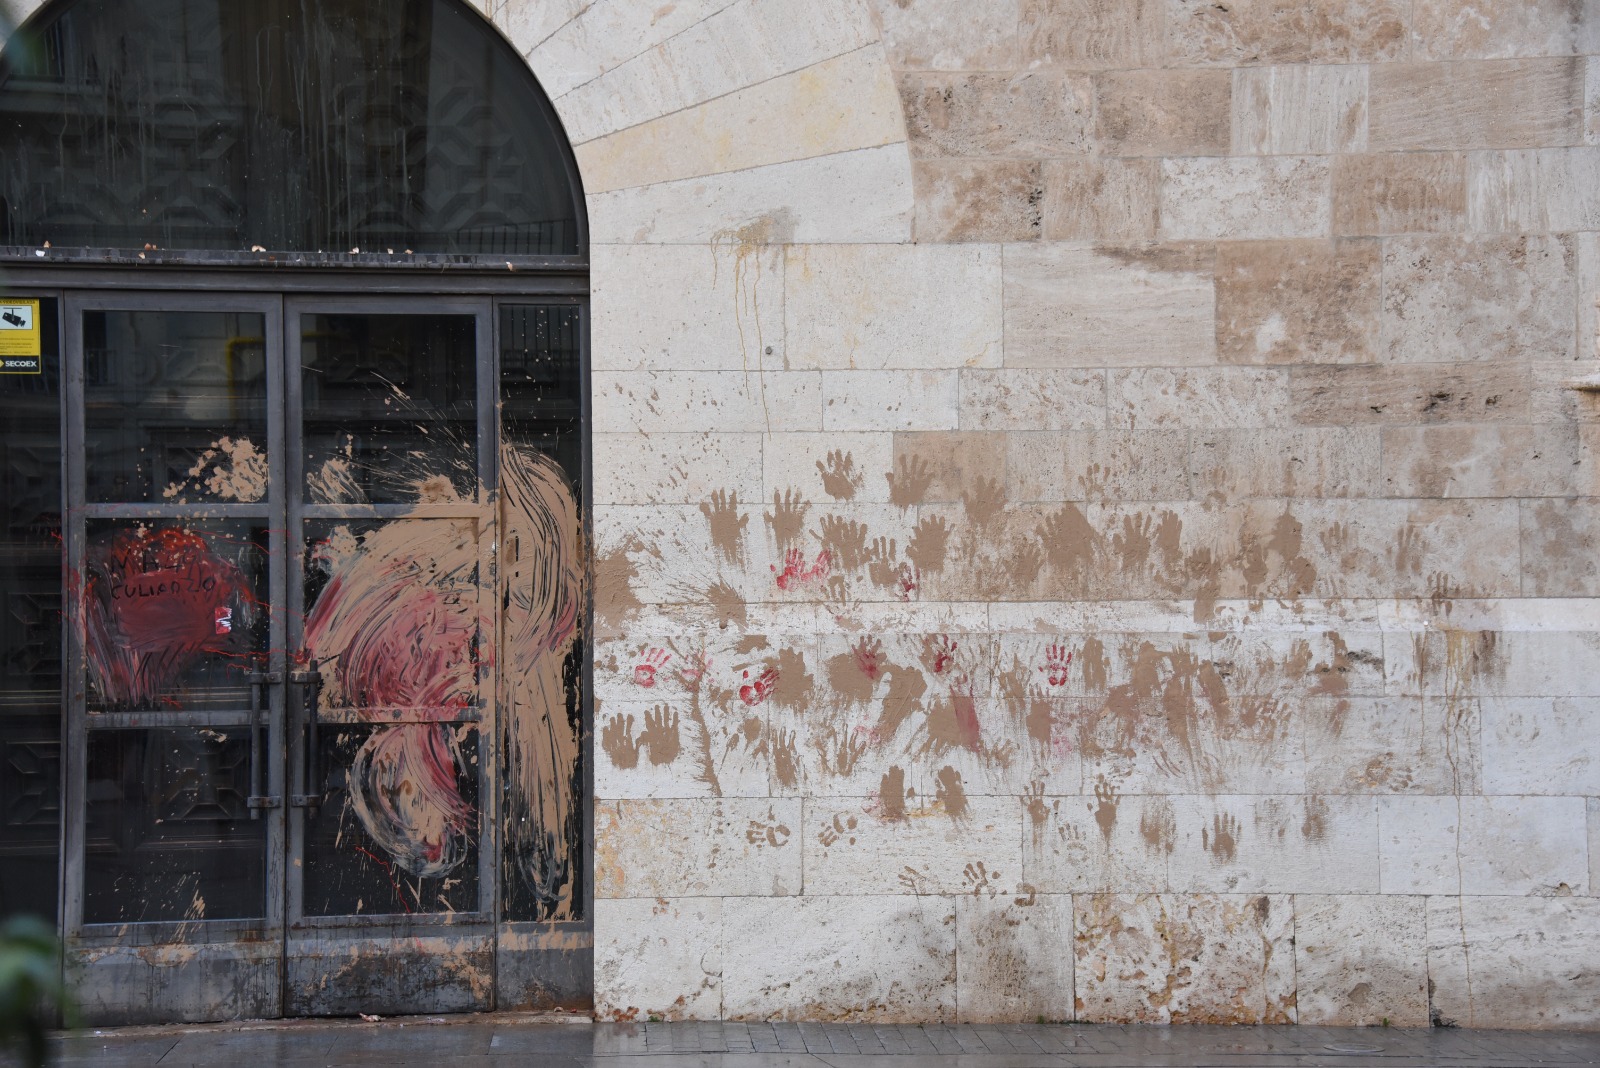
[2,268,593,1023]
[60,289,289,1022]
[282,293,500,1016]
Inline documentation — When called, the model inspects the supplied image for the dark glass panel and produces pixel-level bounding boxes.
[83,727,265,923]
[498,304,583,923]
[0,0,580,255]
[83,310,269,504]
[301,312,476,505]
[0,295,60,920]
[83,520,269,714]
[301,724,479,917]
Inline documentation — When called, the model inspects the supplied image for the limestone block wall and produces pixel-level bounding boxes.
[506,0,1600,1028]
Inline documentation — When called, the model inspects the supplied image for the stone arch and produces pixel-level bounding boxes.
[471,0,913,245]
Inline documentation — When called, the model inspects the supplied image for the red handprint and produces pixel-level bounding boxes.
[922,634,958,676]
[1039,644,1072,687]
[739,666,780,706]
[633,647,671,687]
[676,650,710,685]
[772,549,831,591]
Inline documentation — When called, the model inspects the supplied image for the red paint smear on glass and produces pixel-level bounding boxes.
[303,524,482,877]
[83,528,253,707]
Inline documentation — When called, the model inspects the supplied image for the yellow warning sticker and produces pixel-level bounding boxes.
[0,299,42,372]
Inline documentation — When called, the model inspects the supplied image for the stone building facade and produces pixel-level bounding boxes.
[5,0,1600,1030]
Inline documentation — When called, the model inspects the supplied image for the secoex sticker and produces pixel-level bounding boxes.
[0,299,42,373]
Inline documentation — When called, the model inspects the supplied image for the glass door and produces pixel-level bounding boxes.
[283,297,497,1015]
[62,294,287,1023]
[61,294,502,1022]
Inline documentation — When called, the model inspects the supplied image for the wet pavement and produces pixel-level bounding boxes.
[31,1017,1600,1067]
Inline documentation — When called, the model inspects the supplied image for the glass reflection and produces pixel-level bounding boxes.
[301,313,476,505]
[0,0,580,255]
[83,310,268,504]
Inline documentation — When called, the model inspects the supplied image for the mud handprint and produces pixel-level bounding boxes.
[817,450,864,500]
[600,713,639,770]
[1203,812,1240,862]
[699,489,748,564]
[886,453,934,509]
[765,488,810,551]
[639,704,681,765]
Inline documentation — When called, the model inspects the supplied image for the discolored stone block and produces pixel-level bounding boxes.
[959,369,1106,432]
[595,799,803,898]
[1160,156,1331,240]
[1457,795,1589,895]
[1166,795,1380,895]
[876,0,1020,70]
[1332,152,1468,236]
[785,243,1003,370]
[593,432,763,507]
[1109,367,1293,429]
[1291,363,1531,425]
[1428,897,1600,1028]
[822,370,960,431]
[1411,0,1591,60]
[891,430,1010,504]
[593,369,823,433]
[1093,69,1230,157]
[1041,158,1159,242]
[955,894,1075,1023]
[1381,425,1580,498]
[802,795,1023,896]
[1368,58,1583,151]
[899,71,1093,159]
[1020,0,1165,69]
[1380,234,1576,363]
[1521,497,1600,596]
[1008,429,1192,503]
[1303,696,1480,795]
[1482,696,1600,795]
[1293,895,1428,1027]
[1378,796,1461,894]
[913,160,1043,243]
[1215,239,1381,364]
[1165,0,1406,64]
[593,242,785,372]
[1232,65,1367,156]
[593,897,722,1021]
[1074,893,1296,1023]
[1004,244,1216,367]
[1189,428,1383,500]
[721,895,956,1020]
[1470,146,1600,235]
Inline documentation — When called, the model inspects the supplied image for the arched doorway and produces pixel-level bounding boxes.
[0,0,590,1024]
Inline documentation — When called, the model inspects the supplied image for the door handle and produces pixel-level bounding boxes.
[289,662,323,811]
[246,671,283,818]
